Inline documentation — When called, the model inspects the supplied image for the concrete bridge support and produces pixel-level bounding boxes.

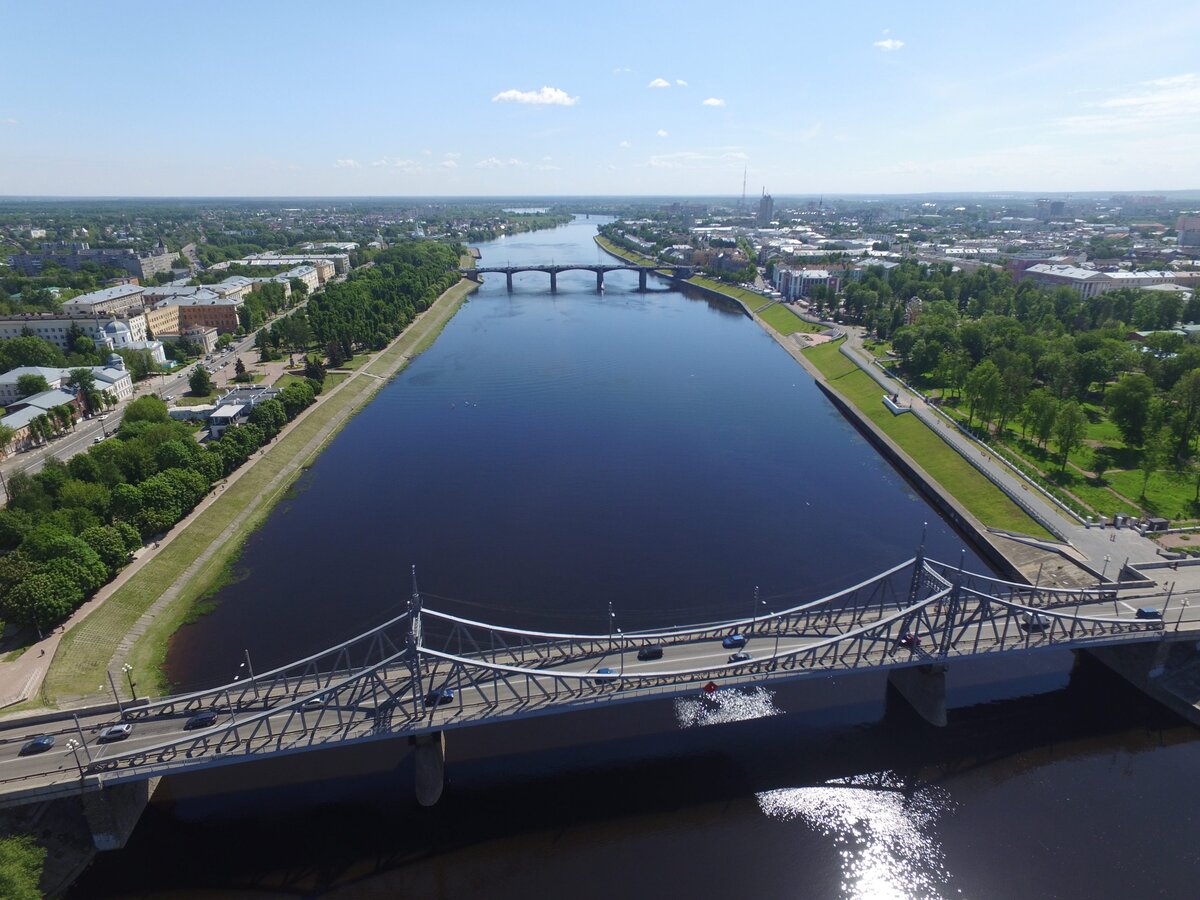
[550,271,558,293]
[638,271,648,292]
[887,664,948,727]
[596,270,604,291]
[413,731,446,807]
[81,776,160,851]
[506,272,513,292]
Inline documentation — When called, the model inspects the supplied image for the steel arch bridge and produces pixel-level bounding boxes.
[22,552,1185,796]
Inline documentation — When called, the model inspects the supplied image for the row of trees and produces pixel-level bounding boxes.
[307,241,460,355]
[0,379,318,632]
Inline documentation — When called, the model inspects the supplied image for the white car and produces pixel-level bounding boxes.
[98,723,133,743]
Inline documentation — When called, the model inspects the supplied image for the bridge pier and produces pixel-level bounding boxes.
[638,270,647,292]
[596,270,604,292]
[81,776,160,851]
[413,731,445,807]
[550,271,557,293]
[506,272,513,292]
[887,664,947,727]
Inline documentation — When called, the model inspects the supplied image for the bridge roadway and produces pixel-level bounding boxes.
[1,557,1195,803]
[459,263,693,292]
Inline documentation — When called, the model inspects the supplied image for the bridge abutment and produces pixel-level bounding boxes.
[413,731,445,807]
[550,272,557,292]
[638,271,647,292]
[506,272,513,292]
[596,271,604,291]
[81,776,160,851]
[887,664,948,727]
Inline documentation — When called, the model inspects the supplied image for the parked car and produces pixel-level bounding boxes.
[722,634,747,649]
[98,723,133,743]
[19,734,55,755]
[728,651,752,663]
[184,710,218,730]
[636,645,664,661]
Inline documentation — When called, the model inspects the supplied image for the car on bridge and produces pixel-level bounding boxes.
[19,734,55,756]
[184,711,218,730]
[722,634,747,649]
[98,723,133,743]
[1136,607,1162,620]
[593,667,618,684]
[1022,612,1049,632]
[636,645,664,661]
[425,688,456,706]
[728,651,752,663]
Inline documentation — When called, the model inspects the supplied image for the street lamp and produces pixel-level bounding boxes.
[122,663,137,702]
[618,628,624,676]
[1101,554,1111,583]
[65,739,84,780]
[608,602,615,645]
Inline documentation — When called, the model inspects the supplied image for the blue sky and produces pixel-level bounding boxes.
[2,0,1198,196]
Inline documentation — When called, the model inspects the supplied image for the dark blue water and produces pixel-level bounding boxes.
[75,217,1200,900]
[166,217,983,684]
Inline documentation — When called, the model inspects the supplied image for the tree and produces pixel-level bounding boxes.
[1169,369,1200,460]
[122,395,170,425]
[1140,428,1170,500]
[0,424,14,457]
[1052,400,1087,470]
[188,366,213,396]
[964,359,1002,428]
[1105,374,1156,446]
[15,373,50,398]
[0,833,47,900]
[1091,448,1111,483]
[65,368,98,414]
[233,357,250,383]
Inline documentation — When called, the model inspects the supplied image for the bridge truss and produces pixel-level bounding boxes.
[73,556,1173,786]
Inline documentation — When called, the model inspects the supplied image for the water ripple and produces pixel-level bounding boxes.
[757,772,956,900]
[674,686,783,727]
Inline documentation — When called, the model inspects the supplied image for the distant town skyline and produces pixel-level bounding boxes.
[2,1,1199,197]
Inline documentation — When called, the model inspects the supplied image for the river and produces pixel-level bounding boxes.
[72,217,1200,899]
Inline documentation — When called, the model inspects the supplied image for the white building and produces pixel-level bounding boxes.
[0,364,134,405]
[60,283,145,316]
[0,313,148,351]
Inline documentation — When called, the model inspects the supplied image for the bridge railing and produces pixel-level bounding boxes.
[925,558,1111,608]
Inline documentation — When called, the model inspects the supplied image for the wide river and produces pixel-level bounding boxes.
[74,218,1200,899]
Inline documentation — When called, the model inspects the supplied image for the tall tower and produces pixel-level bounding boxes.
[757,188,774,227]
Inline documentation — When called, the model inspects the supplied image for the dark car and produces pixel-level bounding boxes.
[1136,607,1162,620]
[898,632,921,649]
[593,667,617,684]
[636,645,664,661]
[425,688,456,706]
[184,711,218,730]
[722,634,747,649]
[19,734,55,756]
[1022,612,1049,632]
[728,651,752,663]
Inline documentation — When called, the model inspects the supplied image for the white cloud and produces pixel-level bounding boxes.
[874,38,904,51]
[702,97,726,107]
[441,159,458,169]
[619,140,632,148]
[644,149,749,169]
[491,86,579,106]
[613,67,632,74]
[656,129,669,137]
[333,159,360,168]
[0,118,18,126]
[474,157,526,169]
[445,152,462,159]
[676,79,688,87]
[1057,73,1200,134]
[422,149,432,156]
[648,78,671,88]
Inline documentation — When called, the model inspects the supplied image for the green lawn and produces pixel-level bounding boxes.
[177,393,216,407]
[757,304,822,335]
[1108,468,1200,521]
[803,341,1053,539]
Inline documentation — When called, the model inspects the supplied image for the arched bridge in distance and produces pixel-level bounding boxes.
[3,548,1196,816]
[460,263,695,292]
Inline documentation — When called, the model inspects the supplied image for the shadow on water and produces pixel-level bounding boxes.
[71,654,1197,899]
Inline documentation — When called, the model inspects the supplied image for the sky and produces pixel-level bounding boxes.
[2,0,1199,197]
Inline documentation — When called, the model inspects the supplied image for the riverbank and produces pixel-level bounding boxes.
[3,265,480,710]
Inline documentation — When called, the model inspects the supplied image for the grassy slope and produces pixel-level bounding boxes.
[804,341,1053,539]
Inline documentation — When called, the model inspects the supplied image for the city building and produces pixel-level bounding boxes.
[60,283,145,316]
[0,364,132,405]
[8,239,177,280]
[757,191,775,227]
[1178,216,1200,249]
[0,312,148,351]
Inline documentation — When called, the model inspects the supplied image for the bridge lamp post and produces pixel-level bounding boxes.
[65,739,84,780]
[618,628,624,677]
[1101,554,1111,584]
[122,663,137,702]
[106,669,125,716]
